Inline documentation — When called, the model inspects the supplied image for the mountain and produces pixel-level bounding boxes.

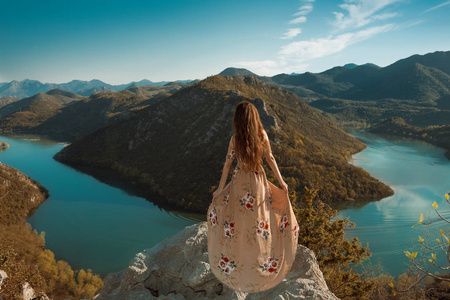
[54,75,393,213]
[78,86,116,96]
[0,79,195,98]
[0,97,19,109]
[0,90,83,134]
[0,79,55,99]
[0,83,186,141]
[219,67,258,76]
[304,51,450,128]
[0,89,82,118]
[343,63,378,69]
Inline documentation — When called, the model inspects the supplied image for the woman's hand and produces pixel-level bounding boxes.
[213,188,223,199]
[279,180,288,194]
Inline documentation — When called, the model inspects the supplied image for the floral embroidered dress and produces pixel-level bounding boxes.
[207,137,299,293]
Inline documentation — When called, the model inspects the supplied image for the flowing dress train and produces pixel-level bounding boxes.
[207,142,299,293]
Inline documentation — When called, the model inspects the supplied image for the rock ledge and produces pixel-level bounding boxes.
[95,222,338,300]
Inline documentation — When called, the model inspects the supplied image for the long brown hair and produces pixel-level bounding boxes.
[233,101,265,171]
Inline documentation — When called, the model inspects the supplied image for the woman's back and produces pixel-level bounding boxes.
[207,102,298,292]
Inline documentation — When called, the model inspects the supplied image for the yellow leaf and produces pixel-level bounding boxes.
[404,251,412,259]
[432,201,438,208]
[419,213,424,223]
[389,282,394,288]
[432,253,436,260]
[429,259,433,263]
[412,252,418,259]
[393,290,396,296]
[440,229,444,236]
[418,236,424,242]
[445,194,449,200]
[436,239,440,244]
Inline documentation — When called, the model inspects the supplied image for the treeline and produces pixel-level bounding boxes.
[0,163,103,299]
[369,117,450,159]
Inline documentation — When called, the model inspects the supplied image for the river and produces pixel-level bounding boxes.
[0,132,449,277]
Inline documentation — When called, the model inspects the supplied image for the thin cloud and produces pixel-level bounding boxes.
[281,28,302,39]
[294,4,313,16]
[234,59,309,76]
[423,1,450,14]
[279,24,394,63]
[290,16,307,24]
[332,0,401,32]
[238,0,399,76]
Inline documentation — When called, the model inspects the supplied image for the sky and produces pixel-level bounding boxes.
[0,0,449,85]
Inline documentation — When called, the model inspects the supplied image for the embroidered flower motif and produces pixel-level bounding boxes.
[227,149,235,160]
[219,254,236,275]
[223,193,230,205]
[208,206,218,227]
[280,214,289,233]
[260,256,279,274]
[240,192,255,211]
[224,220,235,238]
[256,220,270,239]
[292,224,299,237]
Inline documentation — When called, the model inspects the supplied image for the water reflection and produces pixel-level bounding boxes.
[339,131,450,276]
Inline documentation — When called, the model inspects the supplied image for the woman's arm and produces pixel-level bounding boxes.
[213,136,235,199]
[263,131,288,194]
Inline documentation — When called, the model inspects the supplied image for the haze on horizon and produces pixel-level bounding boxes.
[1,0,449,85]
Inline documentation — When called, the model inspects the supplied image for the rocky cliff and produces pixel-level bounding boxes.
[95,222,339,300]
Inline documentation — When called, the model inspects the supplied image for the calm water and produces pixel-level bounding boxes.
[1,132,449,278]
[340,131,450,277]
[0,135,203,275]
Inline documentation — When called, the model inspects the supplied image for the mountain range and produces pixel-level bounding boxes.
[220,51,450,128]
[0,78,193,98]
[0,83,188,141]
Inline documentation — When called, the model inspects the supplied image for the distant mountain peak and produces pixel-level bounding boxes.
[219,67,258,77]
[343,63,378,69]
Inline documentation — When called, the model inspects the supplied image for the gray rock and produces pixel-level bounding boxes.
[22,282,36,300]
[95,222,339,300]
[0,269,7,291]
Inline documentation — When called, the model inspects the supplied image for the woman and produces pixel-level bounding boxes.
[207,101,299,293]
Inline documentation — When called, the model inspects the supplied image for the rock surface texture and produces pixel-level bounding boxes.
[94,222,338,300]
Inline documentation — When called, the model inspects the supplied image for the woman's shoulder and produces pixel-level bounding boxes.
[262,130,269,142]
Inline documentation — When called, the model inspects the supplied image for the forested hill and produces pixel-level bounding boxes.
[369,117,450,159]
[54,75,393,213]
[224,51,450,129]
[0,84,186,141]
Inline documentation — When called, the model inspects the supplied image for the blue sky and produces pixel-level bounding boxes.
[0,0,449,84]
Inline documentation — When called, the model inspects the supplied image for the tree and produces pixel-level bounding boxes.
[391,192,450,296]
[292,187,374,299]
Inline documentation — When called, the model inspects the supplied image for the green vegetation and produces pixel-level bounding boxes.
[369,117,450,159]
[0,84,184,141]
[55,75,392,214]
[387,192,450,298]
[293,187,450,300]
[293,187,374,299]
[0,163,103,299]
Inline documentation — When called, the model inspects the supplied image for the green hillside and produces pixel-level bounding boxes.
[55,75,393,213]
[0,84,185,141]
